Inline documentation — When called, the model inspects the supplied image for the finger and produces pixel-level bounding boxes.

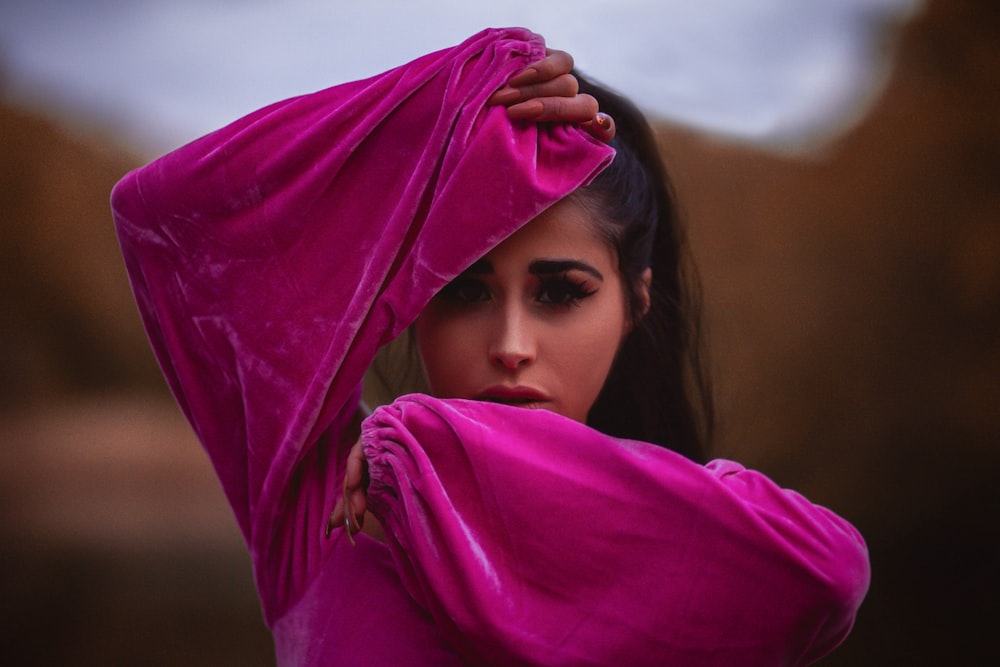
[343,441,365,491]
[506,94,600,123]
[326,436,370,541]
[507,48,574,87]
[487,86,521,106]
[519,73,579,102]
[343,482,358,546]
[340,484,367,547]
[348,486,367,531]
[489,74,578,107]
[581,112,617,143]
[325,497,344,538]
[324,494,362,542]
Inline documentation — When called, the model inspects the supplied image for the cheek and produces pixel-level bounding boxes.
[550,300,629,418]
[567,323,623,385]
[413,310,480,395]
[579,292,629,361]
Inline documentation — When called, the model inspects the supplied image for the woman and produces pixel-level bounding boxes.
[112,28,869,666]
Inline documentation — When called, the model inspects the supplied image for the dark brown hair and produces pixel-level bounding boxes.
[575,72,712,462]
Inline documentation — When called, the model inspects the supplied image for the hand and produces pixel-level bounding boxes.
[488,48,616,143]
[325,438,368,545]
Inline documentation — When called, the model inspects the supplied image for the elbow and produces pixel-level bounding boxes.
[819,517,871,618]
[798,519,872,661]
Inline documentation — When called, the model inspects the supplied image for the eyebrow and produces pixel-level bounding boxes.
[530,259,604,281]
[462,258,604,281]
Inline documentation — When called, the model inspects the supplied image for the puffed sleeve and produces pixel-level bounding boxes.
[363,395,870,667]
[110,27,613,624]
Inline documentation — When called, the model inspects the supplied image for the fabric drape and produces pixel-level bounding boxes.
[112,26,868,666]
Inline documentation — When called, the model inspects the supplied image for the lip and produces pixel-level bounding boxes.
[475,385,552,408]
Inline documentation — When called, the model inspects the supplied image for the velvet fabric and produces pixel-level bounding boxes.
[364,396,869,665]
[112,27,869,666]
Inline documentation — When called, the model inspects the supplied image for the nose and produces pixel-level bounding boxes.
[489,306,536,370]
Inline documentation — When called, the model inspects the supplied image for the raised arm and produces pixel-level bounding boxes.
[111,27,614,625]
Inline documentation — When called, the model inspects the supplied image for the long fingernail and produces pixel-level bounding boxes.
[325,511,336,539]
[345,517,356,547]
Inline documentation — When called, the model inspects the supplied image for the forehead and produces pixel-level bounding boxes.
[483,197,610,264]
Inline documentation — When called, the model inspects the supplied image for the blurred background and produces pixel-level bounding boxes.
[1,0,997,664]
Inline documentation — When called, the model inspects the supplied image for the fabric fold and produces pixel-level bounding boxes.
[111,26,613,622]
[112,25,868,666]
[363,395,870,666]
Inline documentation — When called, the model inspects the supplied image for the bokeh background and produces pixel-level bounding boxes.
[1,0,997,664]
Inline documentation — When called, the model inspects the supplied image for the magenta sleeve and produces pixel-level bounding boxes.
[110,27,613,624]
[363,395,870,666]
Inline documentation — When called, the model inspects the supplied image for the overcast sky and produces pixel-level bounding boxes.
[0,0,922,154]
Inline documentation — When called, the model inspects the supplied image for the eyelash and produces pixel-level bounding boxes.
[438,274,598,309]
[537,275,598,307]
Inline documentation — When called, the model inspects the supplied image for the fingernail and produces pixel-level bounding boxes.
[345,517,356,547]
[595,112,611,129]
[324,512,335,539]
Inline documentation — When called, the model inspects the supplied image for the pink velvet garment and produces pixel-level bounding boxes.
[364,397,869,665]
[111,27,869,666]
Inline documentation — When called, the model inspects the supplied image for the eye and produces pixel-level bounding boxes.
[536,275,598,307]
[438,277,491,304]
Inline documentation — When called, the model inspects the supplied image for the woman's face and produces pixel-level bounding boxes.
[414,197,632,424]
